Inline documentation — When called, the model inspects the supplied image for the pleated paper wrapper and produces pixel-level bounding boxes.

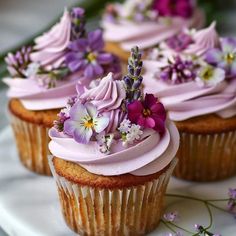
[49,157,177,236]
[10,112,52,176]
[174,131,236,181]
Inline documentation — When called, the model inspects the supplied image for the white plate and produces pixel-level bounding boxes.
[0,126,235,236]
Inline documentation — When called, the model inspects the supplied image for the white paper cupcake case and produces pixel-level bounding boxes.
[174,131,236,181]
[10,112,51,175]
[49,157,177,236]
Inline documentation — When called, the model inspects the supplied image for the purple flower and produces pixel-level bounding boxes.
[152,0,193,18]
[5,46,32,77]
[166,32,193,52]
[160,56,196,84]
[163,211,179,222]
[227,188,236,214]
[127,94,166,133]
[205,37,236,77]
[64,102,109,144]
[65,29,113,79]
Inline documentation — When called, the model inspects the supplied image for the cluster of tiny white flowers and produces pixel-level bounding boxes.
[118,119,143,146]
[61,104,71,118]
[96,133,114,154]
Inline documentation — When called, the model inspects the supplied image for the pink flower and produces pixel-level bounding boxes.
[127,94,166,133]
[152,0,193,18]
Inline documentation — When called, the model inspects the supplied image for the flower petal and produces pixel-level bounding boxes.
[88,30,104,51]
[63,119,78,136]
[73,126,93,144]
[85,103,97,118]
[68,38,88,51]
[150,102,166,121]
[205,49,222,65]
[137,116,155,129]
[230,60,236,76]
[144,94,157,107]
[84,64,95,79]
[97,53,113,64]
[127,101,144,123]
[94,116,109,133]
[69,102,89,121]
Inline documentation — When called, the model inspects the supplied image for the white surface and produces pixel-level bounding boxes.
[0,126,236,236]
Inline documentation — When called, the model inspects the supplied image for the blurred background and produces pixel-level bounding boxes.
[0,0,236,235]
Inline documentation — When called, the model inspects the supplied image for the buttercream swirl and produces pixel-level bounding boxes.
[49,121,179,176]
[77,73,126,132]
[143,60,236,121]
[102,9,205,51]
[30,9,71,70]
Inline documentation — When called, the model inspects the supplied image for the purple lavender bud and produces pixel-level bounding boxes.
[71,7,85,19]
[134,66,142,76]
[128,65,134,75]
[124,75,133,88]
[133,90,141,100]
[132,77,143,90]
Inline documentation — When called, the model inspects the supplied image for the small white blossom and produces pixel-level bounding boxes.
[96,133,114,154]
[118,119,131,133]
[196,65,225,87]
[129,124,143,140]
[23,62,40,77]
[61,104,71,118]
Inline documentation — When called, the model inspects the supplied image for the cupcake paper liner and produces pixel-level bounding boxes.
[49,157,177,236]
[10,112,52,176]
[174,131,236,181]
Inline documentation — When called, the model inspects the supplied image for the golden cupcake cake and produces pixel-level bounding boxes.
[3,7,121,175]
[49,47,179,235]
[102,0,205,62]
[142,22,236,181]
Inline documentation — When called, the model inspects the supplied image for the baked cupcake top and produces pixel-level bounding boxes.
[49,47,179,176]
[143,23,236,121]
[102,0,204,51]
[3,8,121,111]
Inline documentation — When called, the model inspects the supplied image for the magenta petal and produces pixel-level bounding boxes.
[127,101,143,122]
[153,118,166,133]
[137,116,155,129]
[73,126,93,144]
[144,94,157,107]
[150,103,166,121]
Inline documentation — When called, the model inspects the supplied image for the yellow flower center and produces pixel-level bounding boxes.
[201,67,213,81]
[84,119,94,129]
[143,108,151,117]
[87,52,97,62]
[225,53,235,64]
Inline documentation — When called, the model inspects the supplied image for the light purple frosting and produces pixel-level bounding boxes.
[49,120,179,176]
[102,9,205,51]
[30,9,71,70]
[143,61,236,121]
[77,73,126,132]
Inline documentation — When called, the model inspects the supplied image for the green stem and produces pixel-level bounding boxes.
[160,219,177,233]
[168,221,195,234]
[205,202,213,230]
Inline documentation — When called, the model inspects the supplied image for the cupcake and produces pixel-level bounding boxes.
[102,0,205,62]
[48,47,179,235]
[3,8,121,175]
[143,23,236,181]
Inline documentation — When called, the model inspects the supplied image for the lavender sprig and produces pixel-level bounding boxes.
[5,46,32,78]
[70,8,86,40]
[123,46,143,106]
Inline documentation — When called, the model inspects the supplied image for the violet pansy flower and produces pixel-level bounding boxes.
[205,38,236,77]
[64,102,109,144]
[65,29,113,79]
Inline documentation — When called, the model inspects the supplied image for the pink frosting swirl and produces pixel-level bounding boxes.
[102,9,205,51]
[183,22,220,56]
[143,60,236,121]
[77,73,126,132]
[30,9,71,70]
[3,72,79,110]
[49,120,179,176]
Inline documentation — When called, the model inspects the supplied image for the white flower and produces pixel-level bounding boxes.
[96,133,114,154]
[129,124,143,140]
[23,62,40,77]
[118,119,131,133]
[196,65,225,87]
[61,104,71,118]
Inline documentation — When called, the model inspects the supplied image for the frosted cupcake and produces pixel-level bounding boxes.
[102,0,205,61]
[49,47,179,235]
[143,23,236,181]
[3,8,121,175]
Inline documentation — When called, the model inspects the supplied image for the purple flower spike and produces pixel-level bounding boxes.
[66,29,113,80]
[205,37,236,77]
[64,102,109,144]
